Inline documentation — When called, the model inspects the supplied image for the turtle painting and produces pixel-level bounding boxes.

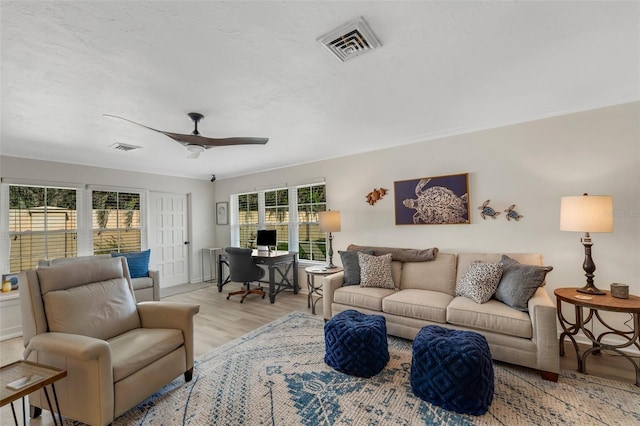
[504,205,524,221]
[479,200,500,220]
[401,178,469,224]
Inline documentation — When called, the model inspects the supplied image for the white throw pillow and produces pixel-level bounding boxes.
[358,252,395,289]
[456,262,503,304]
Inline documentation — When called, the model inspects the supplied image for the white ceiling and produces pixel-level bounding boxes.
[1,1,638,181]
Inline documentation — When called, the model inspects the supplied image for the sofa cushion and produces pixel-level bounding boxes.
[495,255,553,311]
[112,249,150,278]
[333,286,397,312]
[446,296,533,339]
[400,253,457,295]
[456,262,503,304]
[339,249,373,285]
[359,252,395,289]
[382,289,452,323]
[43,278,141,341]
[109,328,184,382]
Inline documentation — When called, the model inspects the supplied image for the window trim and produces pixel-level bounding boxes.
[230,182,326,265]
[1,181,148,273]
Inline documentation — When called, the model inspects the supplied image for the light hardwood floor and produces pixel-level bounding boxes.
[1,282,638,425]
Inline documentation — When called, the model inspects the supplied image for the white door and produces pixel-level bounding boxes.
[150,192,190,287]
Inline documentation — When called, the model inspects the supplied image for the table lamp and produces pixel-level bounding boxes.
[318,210,341,269]
[560,193,613,295]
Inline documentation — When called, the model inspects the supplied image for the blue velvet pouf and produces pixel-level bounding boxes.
[324,309,389,378]
[410,325,494,416]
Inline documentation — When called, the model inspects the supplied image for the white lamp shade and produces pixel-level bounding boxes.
[318,210,341,232]
[560,195,613,233]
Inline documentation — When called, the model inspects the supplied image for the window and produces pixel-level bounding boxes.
[237,192,258,249]
[264,188,289,251]
[232,183,326,262]
[296,184,326,261]
[8,185,77,272]
[92,191,141,254]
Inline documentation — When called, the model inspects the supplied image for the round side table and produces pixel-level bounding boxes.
[304,266,343,315]
[555,287,640,386]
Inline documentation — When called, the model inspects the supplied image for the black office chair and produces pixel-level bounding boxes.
[225,247,266,303]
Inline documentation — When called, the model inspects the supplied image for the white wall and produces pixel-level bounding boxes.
[213,102,640,341]
[0,157,217,284]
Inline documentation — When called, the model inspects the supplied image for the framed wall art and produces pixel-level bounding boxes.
[216,202,229,225]
[394,173,470,225]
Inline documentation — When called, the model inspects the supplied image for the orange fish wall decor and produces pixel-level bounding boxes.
[366,188,388,205]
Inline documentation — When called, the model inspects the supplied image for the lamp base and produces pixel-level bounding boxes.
[325,263,338,269]
[577,284,606,295]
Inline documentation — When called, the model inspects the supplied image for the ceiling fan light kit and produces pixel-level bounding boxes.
[104,112,268,158]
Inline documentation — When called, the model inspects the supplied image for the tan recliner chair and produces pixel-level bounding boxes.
[19,257,200,426]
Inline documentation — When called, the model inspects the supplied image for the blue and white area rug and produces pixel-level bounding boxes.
[108,312,638,425]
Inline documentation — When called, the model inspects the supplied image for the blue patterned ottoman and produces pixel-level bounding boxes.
[324,309,389,378]
[410,325,494,415]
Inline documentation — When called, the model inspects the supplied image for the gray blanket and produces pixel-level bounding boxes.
[347,244,439,262]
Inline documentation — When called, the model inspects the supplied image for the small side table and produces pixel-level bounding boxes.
[1,360,66,425]
[555,287,640,386]
[305,266,343,315]
[201,247,222,283]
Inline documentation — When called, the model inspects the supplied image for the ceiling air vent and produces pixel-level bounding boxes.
[110,142,142,152]
[317,16,381,62]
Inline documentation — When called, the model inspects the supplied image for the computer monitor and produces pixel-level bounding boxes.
[256,229,277,251]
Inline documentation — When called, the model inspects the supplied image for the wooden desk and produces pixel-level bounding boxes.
[304,266,343,315]
[555,287,640,386]
[218,250,299,303]
[1,360,66,425]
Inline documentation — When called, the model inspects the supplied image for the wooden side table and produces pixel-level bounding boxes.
[555,287,640,386]
[305,266,343,315]
[1,360,66,425]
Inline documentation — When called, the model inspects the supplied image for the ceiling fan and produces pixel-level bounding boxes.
[104,112,269,158]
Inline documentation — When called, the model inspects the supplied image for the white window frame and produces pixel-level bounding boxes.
[230,182,326,264]
[0,180,148,273]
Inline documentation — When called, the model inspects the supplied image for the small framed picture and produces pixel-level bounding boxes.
[216,202,229,225]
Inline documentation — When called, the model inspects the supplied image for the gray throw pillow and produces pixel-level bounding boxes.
[358,252,395,289]
[339,250,373,285]
[456,262,503,304]
[495,255,553,311]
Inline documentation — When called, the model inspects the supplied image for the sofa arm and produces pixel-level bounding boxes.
[322,271,345,321]
[25,332,114,425]
[137,302,200,370]
[148,269,160,301]
[528,287,560,374]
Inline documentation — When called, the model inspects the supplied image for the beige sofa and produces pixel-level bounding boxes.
[38,254,160,302]
[323,246,559,381]
[19,257,199,426]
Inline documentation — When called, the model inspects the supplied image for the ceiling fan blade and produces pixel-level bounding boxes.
[162,132,269,147]
[105,114,269,147]
[103,114,169,136]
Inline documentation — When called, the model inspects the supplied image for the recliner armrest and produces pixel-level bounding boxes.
[26,332,110,361]
[137,302,200,370]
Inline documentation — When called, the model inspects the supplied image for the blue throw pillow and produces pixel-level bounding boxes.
[111,249,150,278]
